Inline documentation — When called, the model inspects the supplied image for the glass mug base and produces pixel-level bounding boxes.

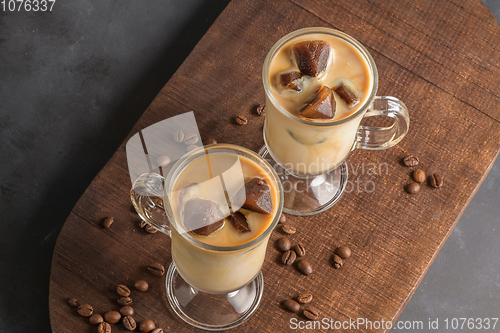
[165,262,264,331]
[259,146,348,216]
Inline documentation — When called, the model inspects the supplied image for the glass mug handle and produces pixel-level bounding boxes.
[355,96,410,150]
[130,172,171,236]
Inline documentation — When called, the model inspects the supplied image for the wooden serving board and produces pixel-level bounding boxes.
[49,0,500,332]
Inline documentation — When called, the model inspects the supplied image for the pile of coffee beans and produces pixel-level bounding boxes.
[402,155,444,194]
[282,292,319,320]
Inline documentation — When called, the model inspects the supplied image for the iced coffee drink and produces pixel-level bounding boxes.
[264,29,375,176]
[167,151,280,294]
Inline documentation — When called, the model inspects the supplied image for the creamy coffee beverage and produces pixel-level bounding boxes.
[168,152,279,294]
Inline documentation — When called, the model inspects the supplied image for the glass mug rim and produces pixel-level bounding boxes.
[163,143,284,253]
[262,27,379,127]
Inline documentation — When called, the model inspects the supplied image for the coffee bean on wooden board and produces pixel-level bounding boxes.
[103,311,121,324]
[297,293,313,304]
[277,237,291,251]
[77,304,93,317]
[117,297,133,306]
[281,224,296,235]
[174,131,184,143]
[406,182,420,194]
[89,314,104,325]
[256,103,266,116]
[123,315,137,331]
[283,299,300,312]
[68,298,79,307]
[335,246,351,259]
[293,244,306,257]
[282,250,296,265]
[184,133,199,145]
[203,138,217,145]
[134,280,149,292]
[429,173,444,188]
[303,306,319,320]
[139,319,156,333]
[102,217,114,228]
[332,254,343,269]
[147,262,165,276]
[151,329,165,333]
[279,214,287,223]
[235,115,248,125]
[117,284,131,297]
[145,224,158,234]
[412,169,426,183]
[119,306,134,317]
[297,259,313,275]
[403,155,419,167]
[97,322,111,333]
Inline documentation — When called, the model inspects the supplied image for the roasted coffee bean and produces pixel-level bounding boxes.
[282,250,296,265]
[139,319,156,333]
[97,322,111,333]
[117,297,133,306]
[139,220,147,228]
[293,244,306,257]
[235,115,248,125]
[297,293,313,304]
[77,304,93,317]
[297,259,313,275]
[403,155,419,167]
[103,311,121,324]
[184,133,199,145]
[151,329,164,333]
[147,262,165,276]
[303,307,319,320]
[102,217,114,228]
[406,182,420,194]
[119,306,134,317]
[134,280,149,292]
[336,246,351,259]
[203,138,217,145]
[256,103,266,117]
[123,315,137,331]
[145,224,158,234]
[89,313,104,325]
[187,144,199,152]
[174,130,184,143]
[429,173,444,188]
[117,284,131,297]
[277,237,291,252]
[332,254,343,269]
[281,224,296,235]
[413,169,426,183]
[279,214,287,223]
[68,298,79,307]
[283,299,300,312]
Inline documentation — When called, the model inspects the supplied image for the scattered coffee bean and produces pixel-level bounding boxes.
[117,297,133,306]
[119,306,134,317]
[151,329,164,333]
[293,244,306,257]
[98,322,111,333]
[104,311,121,324]
[203,138,217,145]
[279,214,286,223]
[117,284,131,297]
[282,250,296,265]
[406,182,420,194]
[332,254,343,269]
[187,144,199,152]
[139,220,147,228]
[283,299,300,312]
[123,315,137,331]
[281,224,296,235]
[297,293,313,304]
[102,217,114,228]
[147,262,165,276]
[235,115,248,125]
[256,103,266,117]
[335,246,351,259]
[145,224,158,234]
[139,319,156,333]
[403,155,419,167]
[156,155,171,167]
[68,298,79,307]
[184,133,199,145]
[277,237,291,252]
[303,306,319,320]
[297,259,313,275]
[413,169,426,183]
[429,173,444,188]
[174,130,184,143]
[89,313,104,325]
[134,280,149,292]
[77,304,93,317]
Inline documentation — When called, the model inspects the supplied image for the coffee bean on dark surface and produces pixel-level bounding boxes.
[134,280,149,292]
[97,322,111,333]
[104,311,121,324]
[281,224,296,235]
[119,306,134,317]
[139,319,156,333]
[429,173,444,188]
[336,246,351,259]
[413,169,426,183]
[303,307,319,320]
[256,103,266,116]
[297,259,313,275]
[283,299,300,312]
[117,297,133,306]
[77,304,93,317]
[145,224,158,234]
[174,130,184,143]
[282,250,296,265]
[117,284,131,297]
[235,115,248,125]
[277,236,291,251]
[151,329,164,333]
[297,293,313,304]
[68,298,79,307]
[203,138,217,145]
[102,216,114,228]
[403,155,419,167]
[123,315,137,331]
[279,214,286,223]
[147,262,165,276]
[293,244,306,257]
[184,133,199,145]
[406,182,420,194]
[89,313,104,325]
[332,254,343,269]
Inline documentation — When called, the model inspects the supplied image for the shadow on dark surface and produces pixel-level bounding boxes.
[0,1,231,332]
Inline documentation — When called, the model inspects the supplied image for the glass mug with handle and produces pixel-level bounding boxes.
[130,143,283,331]
[261,27,410,215]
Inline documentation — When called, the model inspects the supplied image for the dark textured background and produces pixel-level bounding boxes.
[0,1,499,332]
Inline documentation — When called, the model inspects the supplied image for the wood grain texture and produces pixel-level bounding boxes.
[49,0,500,332]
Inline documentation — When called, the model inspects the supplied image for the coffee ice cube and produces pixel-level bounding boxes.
[183,198,225,236]
[299,85,336,119]
[233,178,273,215]
[334,83,359,106]
[279,71,303,92]
[292,40,330,77]
[228,211,251,233]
